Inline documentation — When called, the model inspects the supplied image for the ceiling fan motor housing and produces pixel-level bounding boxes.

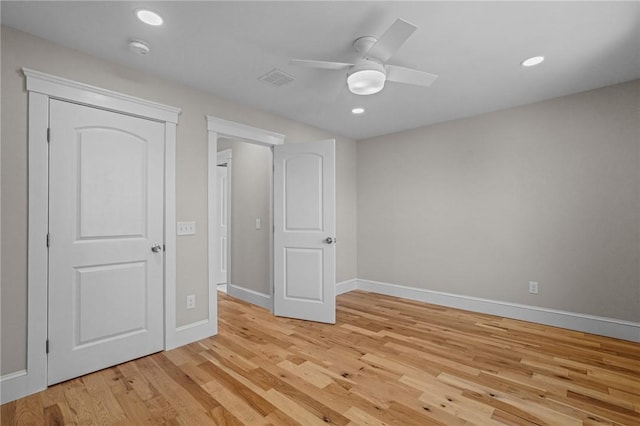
[353,36,378,56]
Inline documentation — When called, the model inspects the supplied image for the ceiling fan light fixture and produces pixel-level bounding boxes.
[347,69,386,95]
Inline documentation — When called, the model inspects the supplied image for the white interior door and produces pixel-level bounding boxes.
[273,139,336,324]
[216,154,230,285]
[48,99,165,385]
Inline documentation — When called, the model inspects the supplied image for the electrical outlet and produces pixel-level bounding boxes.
[177,221,196,236]
[186,294,196,310]
[528,281,539,294]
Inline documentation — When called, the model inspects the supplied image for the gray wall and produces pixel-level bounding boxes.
[0,26,358,375]
[358,80,640,322]
[217,139,271,294]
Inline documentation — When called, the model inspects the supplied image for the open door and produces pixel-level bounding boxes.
[273,139,336,323]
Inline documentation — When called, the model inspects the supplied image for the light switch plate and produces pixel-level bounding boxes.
[177,221,196,236]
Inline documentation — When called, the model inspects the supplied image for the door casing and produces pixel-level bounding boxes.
[216,149,232,287]
[23,68,181,398]
[207,116,286,312]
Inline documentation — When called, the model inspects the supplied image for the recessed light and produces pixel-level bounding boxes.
[352,107,365,114]
[521,56,545,67]
[135,9,163,26]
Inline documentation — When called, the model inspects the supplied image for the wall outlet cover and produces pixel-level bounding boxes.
[186,294,196,310]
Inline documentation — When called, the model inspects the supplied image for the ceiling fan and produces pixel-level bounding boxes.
[290,19,438,96]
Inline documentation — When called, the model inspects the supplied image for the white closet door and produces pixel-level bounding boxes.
[48,99,165,385]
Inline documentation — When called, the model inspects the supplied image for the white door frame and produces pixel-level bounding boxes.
[206,116,285,312]
[17,69,181,401]
[216,149,232,288]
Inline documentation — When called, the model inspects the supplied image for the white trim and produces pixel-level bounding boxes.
[216,149,232,290]
[1,371,28,404]
[206,116,285,146]
[164,122,178,348]
[336,279,358,295]
[268,146,275,313]
[349,279,640,343]
[227,284,271,310]
[24,91,49,401]
[23,68,180,123]
[168,320,216,349]
[217,149,233,164]
[207,115,283,316]
[208,130,219,319]
[13,69,181,404]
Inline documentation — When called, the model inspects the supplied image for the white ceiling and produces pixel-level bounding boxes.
[2,1,639,140]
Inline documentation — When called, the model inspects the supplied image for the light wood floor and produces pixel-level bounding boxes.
[3,290,640,425]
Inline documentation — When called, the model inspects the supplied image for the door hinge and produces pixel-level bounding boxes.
[46,233,50,247]
[47,128,50,143]
[46,339,49,354]
[163,244,166,252]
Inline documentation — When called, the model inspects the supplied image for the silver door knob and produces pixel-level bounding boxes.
[151,244,162,253]
[324,237,335,244]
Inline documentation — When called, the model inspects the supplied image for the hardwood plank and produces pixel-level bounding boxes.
[209,405,245,426]
[3,290,640,425]
[1,401,16,425]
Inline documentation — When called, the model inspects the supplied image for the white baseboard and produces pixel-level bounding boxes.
[167,318,218,350]
[1,370,28,404]
[349,279,640,343]
[336,279,358,295]
[227,284,271,310]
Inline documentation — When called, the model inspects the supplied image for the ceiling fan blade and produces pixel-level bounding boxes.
[366,19,417,62]
[386,65,439,87]
[290,59,353,70]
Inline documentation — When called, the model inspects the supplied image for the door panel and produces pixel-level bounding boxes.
[78,130,147,238]
[48,99,165,385]
[74,262,147,346]
[284,154,322,230]
[274,139,335,324]
[284,248,323,301]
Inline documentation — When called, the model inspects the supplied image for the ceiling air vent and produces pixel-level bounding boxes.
[258,69,295,87]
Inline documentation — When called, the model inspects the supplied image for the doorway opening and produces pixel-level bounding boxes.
[215,141,272,302]
[206,116,337,324]
[207,116,284,312]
